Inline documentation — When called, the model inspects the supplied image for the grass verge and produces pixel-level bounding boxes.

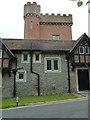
[1,94,78,109]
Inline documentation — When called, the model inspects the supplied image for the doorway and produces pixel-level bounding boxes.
[78,69,89,91]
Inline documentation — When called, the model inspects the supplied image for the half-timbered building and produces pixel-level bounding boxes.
[1,2,90,98]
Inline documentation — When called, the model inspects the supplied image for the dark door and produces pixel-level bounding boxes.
[78,70,89,91]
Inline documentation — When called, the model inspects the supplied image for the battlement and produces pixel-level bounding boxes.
[24,2,41,17]
[40,13,72,17]
[40,13,72,23]
[24,2,73,40]
[24,2,72,23]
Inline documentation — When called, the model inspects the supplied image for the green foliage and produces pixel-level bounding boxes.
[77,0,83,7]
[70,0,90,13]
[2,94,78,108]
[70,0,90,6]
[86,0,90,5]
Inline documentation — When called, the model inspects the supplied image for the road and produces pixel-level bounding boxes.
[2,98,88,118]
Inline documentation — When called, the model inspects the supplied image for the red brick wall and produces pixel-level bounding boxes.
[24,2,73,40]
[40,25,72,40]
[24,15,72,40]
[24,16,40,39]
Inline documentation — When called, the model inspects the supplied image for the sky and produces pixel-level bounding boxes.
[0,0,88,40]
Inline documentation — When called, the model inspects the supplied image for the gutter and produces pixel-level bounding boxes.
[13,57,17,98]
[30,43,40,96]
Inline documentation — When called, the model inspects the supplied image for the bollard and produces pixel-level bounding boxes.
[16,97,18,107]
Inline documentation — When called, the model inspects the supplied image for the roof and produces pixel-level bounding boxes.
[0,39,16,58]
[70,33,90,53]
[2,39,75,52]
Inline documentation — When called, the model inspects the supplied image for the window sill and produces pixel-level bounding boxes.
[21,61,29,63]
[16,80,26,82]
[45,70,61,73]
[33,61,41,63]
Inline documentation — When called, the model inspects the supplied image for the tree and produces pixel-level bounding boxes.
[70,0,90,13]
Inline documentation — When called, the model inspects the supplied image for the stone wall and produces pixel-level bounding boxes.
[2,73,14,98]
[2,52,71,98]
[33,54,68,95]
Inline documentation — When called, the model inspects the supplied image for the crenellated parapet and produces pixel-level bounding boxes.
[40,13,72,17]
[40,13,72,25]
[24,2,41,18]
[24,2,73,40]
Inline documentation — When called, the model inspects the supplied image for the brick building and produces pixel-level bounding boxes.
[1,2,90,98]
[24,2,72,40]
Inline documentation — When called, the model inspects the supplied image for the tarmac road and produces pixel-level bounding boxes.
[2,98,88,118]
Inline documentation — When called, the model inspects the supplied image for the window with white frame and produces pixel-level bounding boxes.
[33,53,41,63]
[85,46,90,54]
[79,46,90,54]
[52,35,60,40]
[45,57,61,72]
[79,46,84,54]
[16,70,26,82]
[21,53,30,63]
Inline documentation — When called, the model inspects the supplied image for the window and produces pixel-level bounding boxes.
[54,60,58,70]
[52,35,60,40]
[45,57,61,72]
[33,53,41,63]
[35,54,39,61]
[85,46,90,54]
[79,46,84,54]
[16,70,26,82]
[79,46,90,54]
[47,60,51,70]
[19,73,24,80]
[23,54,28,61]
[21,53,30,63]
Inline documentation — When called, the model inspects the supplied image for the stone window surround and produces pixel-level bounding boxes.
[33,53,41,63]
[44,57,61,73]
[16,70,26,82]
[21,53,30,63]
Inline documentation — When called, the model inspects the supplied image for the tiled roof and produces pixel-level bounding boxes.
[70,33,90,53]
[2,39,76,52]
[0,39,16,58]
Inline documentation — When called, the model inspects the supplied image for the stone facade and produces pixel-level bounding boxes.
[2,73,14,98]
[2,52,69,98]
[1,2,90,98]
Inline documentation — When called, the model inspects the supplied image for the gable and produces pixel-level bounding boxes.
[70,33,90,53]
[68,33,90,71]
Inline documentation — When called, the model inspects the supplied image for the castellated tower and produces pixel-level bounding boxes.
[24,2,40,39]
[24,2,73,40]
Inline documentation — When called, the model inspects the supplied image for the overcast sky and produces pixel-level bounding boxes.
[0,0,88,40]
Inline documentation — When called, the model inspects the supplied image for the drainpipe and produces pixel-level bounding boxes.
[66,55,71,93]
[13,58,17,98]
[30,43,40,96]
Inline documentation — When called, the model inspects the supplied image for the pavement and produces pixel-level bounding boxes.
[75,90,89,98]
